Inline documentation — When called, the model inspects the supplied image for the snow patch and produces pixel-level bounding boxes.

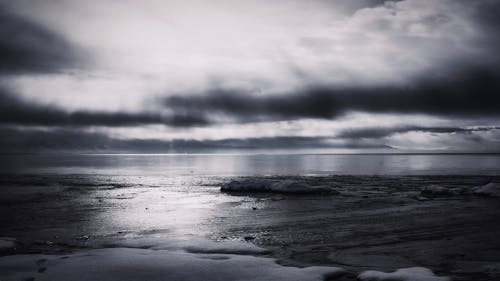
[471,182,500,197]
[0,247,346,281]
[358,267,450,281]
[221,179,337,194]
[108,238,270,254]
[183,240,270,254]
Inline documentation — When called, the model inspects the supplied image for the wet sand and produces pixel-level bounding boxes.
[1,174,500,280]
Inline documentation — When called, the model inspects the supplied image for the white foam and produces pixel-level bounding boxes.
[358,267,450,281]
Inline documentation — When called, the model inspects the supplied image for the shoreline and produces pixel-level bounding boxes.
[1,175,499,280]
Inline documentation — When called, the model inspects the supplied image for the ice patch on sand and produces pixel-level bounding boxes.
[0,237,17,249]
[221,179,337,194]
[471,182,500,197]
[183,239,270,254]
[110,238,270,254]
[0,247,345,281]
[358,267,450,281]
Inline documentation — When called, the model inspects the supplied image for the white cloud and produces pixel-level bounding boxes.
[4,0,489,97]
[1,0,499,151]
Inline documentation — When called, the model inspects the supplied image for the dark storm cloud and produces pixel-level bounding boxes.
[0,127,114,153]
[161,0,500,124]
[0,127,390,153]
[336,126,500,139]
[0,88,210,127]
[165,67,500,122]
[0,7,81,74]
[191,136,355,149]
[166,88,343,121]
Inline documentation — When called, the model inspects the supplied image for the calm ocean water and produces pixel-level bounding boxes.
[1,153,499,175]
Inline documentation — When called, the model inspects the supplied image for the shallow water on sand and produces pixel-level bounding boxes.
[1,153,500,175]
[1,173,500,280]
[1,154,500,280]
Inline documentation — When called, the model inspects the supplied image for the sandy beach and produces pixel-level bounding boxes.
[1,174,499,280]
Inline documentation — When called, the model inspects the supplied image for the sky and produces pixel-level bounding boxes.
[0,0,499,153]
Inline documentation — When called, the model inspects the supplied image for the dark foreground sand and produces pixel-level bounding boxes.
[1,174,499,280]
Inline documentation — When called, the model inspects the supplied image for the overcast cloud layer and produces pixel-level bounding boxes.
[0,0,499,153]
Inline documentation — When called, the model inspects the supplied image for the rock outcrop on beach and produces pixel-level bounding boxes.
[221,179,338,194]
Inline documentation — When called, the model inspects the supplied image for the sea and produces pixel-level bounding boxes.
[1,153,499,176]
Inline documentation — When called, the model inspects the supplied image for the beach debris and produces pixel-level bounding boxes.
[221,179,338,194]
[408,193,430,201]
[75,235,90,241]
[34,240,54,246]
[471,182,500,197]
[244,236,255,241]
[358,267,450,281]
